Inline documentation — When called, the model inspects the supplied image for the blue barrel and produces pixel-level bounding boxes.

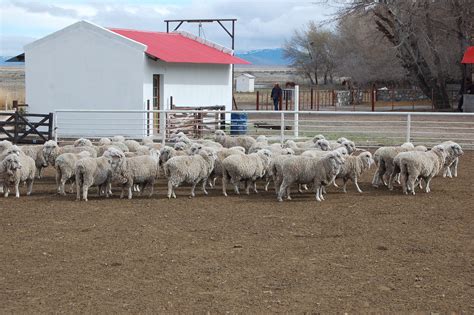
[230,113,248,135]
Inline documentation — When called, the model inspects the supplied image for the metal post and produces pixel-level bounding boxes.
[147,100,151,137]
[371,84,375,112]
[406,113,411,143]
[310,88,314,110]
[280,112,285,144]
[48,113,53,140]
[294,85,299,138]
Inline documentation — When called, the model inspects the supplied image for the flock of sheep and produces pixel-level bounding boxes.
[0,130,464,201]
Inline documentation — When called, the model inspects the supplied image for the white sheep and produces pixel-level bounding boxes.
[214,130,257,153]
[0,145,21,194]
[114,149,160,199]
[209,146,246,187]
[163,147,217,198]
[74,138,93,147]
[277,151,345,202]
[390,145,447,194]
[124,139,141,152]
[1,152,36,198]
[75,147,124,201]
[112,136,126,143]
[221,149,272,196]
[440,141,463,178]
[20,145,48,178]
[55,151,92,195]
[98,138,112,146]
[43,140,97,166]
[0,140,13,153]
[335,151,374,193]
[332,140,356,155]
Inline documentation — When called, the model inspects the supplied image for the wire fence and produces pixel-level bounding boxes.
[54,109,474,150]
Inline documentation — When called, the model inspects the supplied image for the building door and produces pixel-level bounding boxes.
[153,74,160,133]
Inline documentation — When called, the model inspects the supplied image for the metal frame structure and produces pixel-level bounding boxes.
[164,19,237,50]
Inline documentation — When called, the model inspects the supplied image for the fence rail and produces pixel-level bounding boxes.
[54,109,474,150]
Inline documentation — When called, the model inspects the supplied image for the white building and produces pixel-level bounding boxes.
[235,73,255,92]
[18,20,248,138]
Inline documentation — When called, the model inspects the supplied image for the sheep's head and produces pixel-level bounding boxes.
[256,135,268,143]
[0,140,13,153]
[214,130,226,142]
[3,153,21,174]
[174,142,188,151]
[200,147,217,161]
[159,146,174,164]
[37,149,48,168]
[112,136,125,143]
[281,148,295,155]
[414,145,428,152]
[74,138,92,147]
[450,143,463,157]
[312,134,326,143]
[328,151,345,166]
[98,137,112,146]
[316,139,330,151]
[149,149,161,162]
[401,142,415,150]
[336,137,348,144]
[5,145,21,157]
[358,151,374,168]
[177,134,192,144]
[431,145,447,161]
[104,147,125,168]
[258,149,272,158]
[341,141,356,155]
[334,147,348,157]
[188,143,203,155]
[283,140,296,149]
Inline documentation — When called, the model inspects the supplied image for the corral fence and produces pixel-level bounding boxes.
[0,111,54,144]
[245,86,460,112]
[54,109,474,150]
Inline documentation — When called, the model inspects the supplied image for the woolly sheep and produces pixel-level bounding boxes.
[266,149,296,192]
[20,145,48,178]
[75,147,124,201]
[96,143,129,156]
[124,139,141,152]
[1,152,36,198]
[332,140,356,155]
[0,140,13,153]
[335,151,373,193]
[114,149,160,199]
[99,138,112,146]
[55,151,92,195]
[163,147,217,198]
[43,140,97,166]
[390,145,447,194]
[112,136,126,143]
[214,130,257,153]
[440,141,463,178]
[277,151,345,202]
[74,138,93,147]
[209,146,246,186]
[221,149,272,196]
[0,145,21,193]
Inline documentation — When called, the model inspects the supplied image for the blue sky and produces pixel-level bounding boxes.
[0,0,338,56]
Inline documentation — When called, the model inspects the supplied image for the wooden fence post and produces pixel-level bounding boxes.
[317,87,320,111]
[310,88,314,110]
[371,85,375,112]
[279,95,282,111]
[48,113,54,140]
[256,90,260,110]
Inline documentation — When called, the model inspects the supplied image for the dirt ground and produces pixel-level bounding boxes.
[1,152,473,313]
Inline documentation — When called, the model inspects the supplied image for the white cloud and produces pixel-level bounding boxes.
[0,0,337,55]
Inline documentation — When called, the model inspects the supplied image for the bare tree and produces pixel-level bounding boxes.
[283,22,337,85]
[334,0,473,109]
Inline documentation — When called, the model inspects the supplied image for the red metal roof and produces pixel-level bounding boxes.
[109,28,250,65]
[461,46,474,64]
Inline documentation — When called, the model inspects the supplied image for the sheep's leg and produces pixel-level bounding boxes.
[232,178,240,195]
[371,167,380,187]
[76,181,81,200]
[353,177,363,193]
[264,177,270,191]
[59,177,67,196]
[4,183,9,197]
[424,177,432,193]
[26,179,33,196]
[253,181,258,193]
[82,185,89,201]
[298,184,304,194]
[55,171,61,194]
[190,182,197,198]
[395,173,401,184]
[202,178,209,195]
[407,175,417,195]
[342,179,348,193]
[167,180,174,199]
[315,186,322,202]
[453,159,458,177]
[120,186,125,199]
[277,180,289,202]
[244,181,251,195]
[222,175,228,197]
[128,185,133,199]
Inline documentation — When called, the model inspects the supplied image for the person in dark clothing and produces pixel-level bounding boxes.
[271,83,282,110]
[458,77,474,112]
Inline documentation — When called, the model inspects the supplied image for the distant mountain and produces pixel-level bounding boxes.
[235,48,290,66]
[0,56,24,67]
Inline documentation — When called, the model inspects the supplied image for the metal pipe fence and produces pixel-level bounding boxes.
[54,109,474,149]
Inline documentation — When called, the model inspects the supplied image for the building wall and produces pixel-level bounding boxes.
[235,76,254,92]
[144,59,233,135]
[25,21,148,138]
